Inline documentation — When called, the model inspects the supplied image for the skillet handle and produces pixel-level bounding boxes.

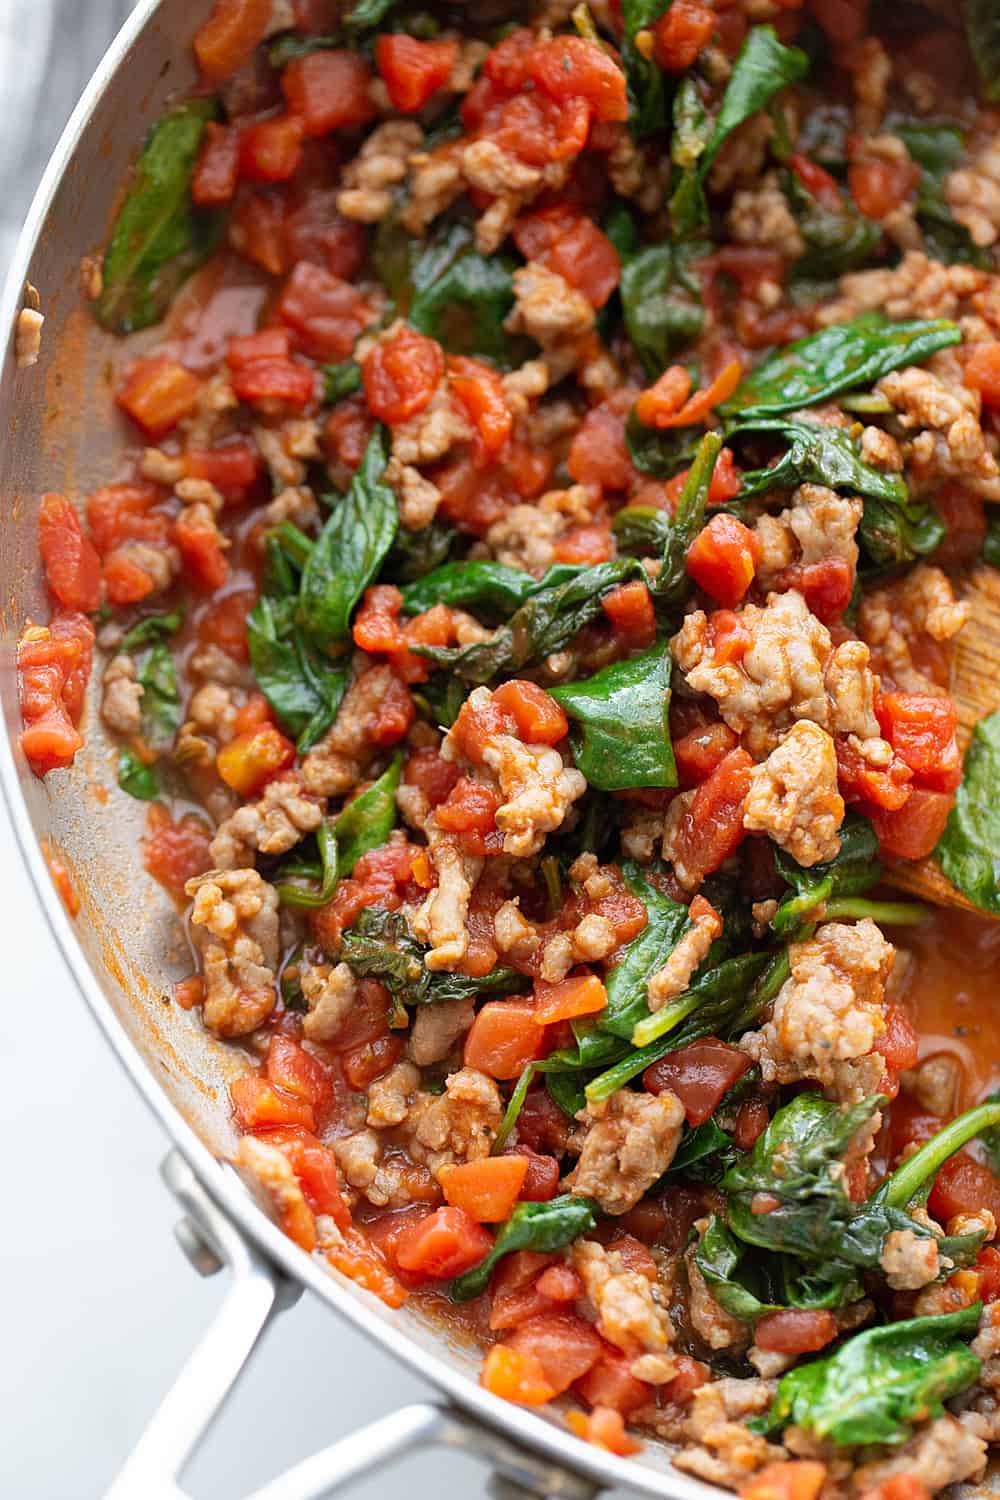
[103,1151,600,1500]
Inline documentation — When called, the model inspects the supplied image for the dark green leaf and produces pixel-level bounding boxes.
[612,504,673,558]
[400,560,540,618]
[668,77,712,235]
[323,360,363,403]
[345,0,399,30]
[269,33,339,66]
[546,1071,587,1119]
[621,0,670,137]
[781,167,880,281]
[771,812,880,936]
[619,243,706,377]
[896,121,991,270]
[96,100,222,334]
[138,642,181,752]
[626,410,704,478]
[408,227,517,362]
[550,646,675,791]
[980,1091,1000,1177]
[117,747,160,801]
[341,909,524,1007]
[693,1216,779,1322]
[668,1120,740,1183]
[383,519,457,584]
[757,1307,982,1447]
[936,709,1000,915]
[733,418,909,504]
[120,611,183,650]
[600,863,691,1039]
[722,313,962,419]
[450,1196,598,1302]
[247,596,348,751]
[299,427,398,647]
[335,752,402,876]
[274,819,339,909]
[652,431,723,608]
[702,28,809,178]
[965,0,1000,103]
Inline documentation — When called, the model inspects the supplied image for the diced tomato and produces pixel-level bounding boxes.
[666,748,753,888]
[314,842,419,950]
[637,360,742,430]
[175,509,229,591]
[394,1205,493,1279]
[435,777,501,839]
[755,1309,838,1355]
[733,1096,770,1150]
[196,587,256,662]
[574,1346,651,1415]
[370,674,415,745]
[848,156,917,221]
[440,1156,530,1223]
[464,999,545,1079]
[644,1038,750,1126]
[790,152,842,212]
[600,580,657,651]
[257,1124,350,1229]
[504,1145,561,1202]
[117,357,201,438]
[875,1003,920,1075]
[505,1310,602,1394]
[265,1035,334,1125]
[284,186,367,280]
[808,0,868,46]
[513,205,621,310]
[281,51,375,135]
[493,679,568,746]
[143,806,213,893]
[674,721,739,787]
[929,1152,1000,1225]
[326,1224,408,1308]
[664,445,743,510]
[363,324,444,425]
[481,1345,555,1405]
[325,395,373,470]
[857,1478,932,1500]
[634,365,691,428]
[448,356,512,457]
[876,692,961,794]
[964,342,1000,408]
[653,0,716,70]
[490,1251,558,1330]
[231,1073,316,1132]
[553,524,614,565]
[663,1353,711,1404]
[227,329,316,409]
[526,36,628,124]
[707,608,753,665]
[192,122,240,207]
[85,481,167,555]
[18,614,94,776]
[566,1406,642,1456]
[38,493,102,612]
[686,513,760,609]
[239,115,304,184]
[101,549,157,606]
[975,1247,1000,1305]
[405,746,461,807]
[342,1033,404,1090]
[194,0,272,81]
[229,189,288,276]
[739,1460,828,1500]
[216,723,296,796]
[567,401,632,489]
[867,787,954,861]
[376,35,459,113]
[184,439,261,503]
[532,974,607,1026]
[516,1084,573,1154]
[277,260,373,362]
[836,735,913,812]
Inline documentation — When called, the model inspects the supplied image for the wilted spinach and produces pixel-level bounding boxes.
[936,709,1000,916]
[612,504,673,558]
[619,241,708,377]
[408,223,517,362]
[97,100,222,334]
[274,819,340,909]
[652,431,723,608]
[117,747,160,801]
[120,611,183,650]
[400,560,543,618]
[336,753,403,875]
[965,0,1000,103]
[780,167,880,282]
[770,813,881,936]
[895,121,991,269]
[341,909,524,1006]
[620,0,671,137]
[383,518,457,584]
[550,646,675,791]
[322,360,363,403]
[137,642,182,752]
[247,596,348,752]
[756,1306,982,1448]
[599,864,691,1040]
[450,1196,598,1301]
[733,418,909,505]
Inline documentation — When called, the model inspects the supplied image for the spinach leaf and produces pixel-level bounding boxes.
[341,909,524,1006]
[619,243,706,377]
[344,0,399,32]
[653,431,723,608]
[336,752,402,875]
[965,0,1000,103]
[409,227,517,363]
[872,1099,1000,1213]
[383,519,457,584]
[669,1119,740,1184]
[546,1071,588,1120]
[247,596,348,752]
[600,864,691,1039]
[612,504,673,558]
[895,122,990,270]
[733,419,910,505]
[299,427,398,648]
[97,100,222,334]
[980,1090,1000,1177]
[693,1216,780,1322]
[860,491,945,569]
[450,1196,598,1302]
[120,611,183,650]
[137,642,181,752]
[669,76,713,235]
[323,360,363,402]
[626,412,704,479]
[620,0,671,138]
[117,747,160,801]
[413,559,643,683]
[756,1306,982,1448]
[936,709,1000,916]
[274,819,339,910]
[550,646,675,791]
[770,812,880,936]
[780,167,880,282]
[722,314,962,419]
[400,560,540,618]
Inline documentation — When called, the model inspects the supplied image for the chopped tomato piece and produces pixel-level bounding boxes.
[739,1461,828,1500]
[376,35,459,112]
[229,350,316,411]
[654,0,716,70]
[194,0,272,81]
[975,1247,1000,1305]
[656,359,743,430]
[284,186,367,280]
[265,1035,333,1125]
[644,1038,750,1126]
[666,748,753,888]
[686,513,760,609]
[553,524,614,565]
[239,114,304,184]
[327,1225,408,1307]
[102,548,159,605]
[574,1346,651,1415]
[505,1310,602,1394]
[405,747,461,806]
[394,1205,493,1279]
[18,617,92,776]
[504,1145,561,1202]
[493,679,568,746]
[566,1406,642,1456]
[117,357,201,438]
[490,1251,558,1330]
[526,36,628,124]
[85,481,167,555]
[435,777,501,838]
[867,787,953,861]
[184,439,261,502]
[38,493,102,612]
[440,1156,530,1223]
[277,260,373,362]
[229,189,288,276]
[175,509,229,591]
[512,205,621,309]
[601,580,657,650]
[342,1033,404,1091]
[875,1002,920,1075]
[448,356,512,456]
[858,1479,932,1500]
[674,721,739,787]
[964,342,1000,408]
[755,1309,838,1355]
[192,122,240,205]
[876,691,961,793]
[363,324,444,424]
[464,999,544,1079]
[790,152,843,211]
[634,365,691,428]
[257,1125,350,1228]
[231,1073,315,1132]
[216,723,296,796]
[481,1345,555,1405]
[566,402,632,490]
[281,50,375,135]
[848,155,917,220]
[734,1096,770,1150]
[196,587,256,662]
[143,806,213,893]
[532,974,607,1026]
[929,1152,1000,1225]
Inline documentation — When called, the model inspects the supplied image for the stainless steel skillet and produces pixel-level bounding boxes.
[0,3,724,1496]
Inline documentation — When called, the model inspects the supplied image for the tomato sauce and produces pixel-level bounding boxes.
[897,908,1000,1106]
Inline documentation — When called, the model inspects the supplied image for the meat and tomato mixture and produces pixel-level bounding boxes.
[20,0,1000,1492]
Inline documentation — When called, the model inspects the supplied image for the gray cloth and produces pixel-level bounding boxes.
[0,0,136,265]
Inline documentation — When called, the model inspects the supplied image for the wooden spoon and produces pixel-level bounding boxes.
[885,565,1000,914]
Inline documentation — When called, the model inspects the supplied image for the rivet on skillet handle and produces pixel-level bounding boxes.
[102,1151,603,1500]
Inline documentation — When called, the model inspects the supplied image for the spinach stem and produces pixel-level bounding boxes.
[823,897,928,926]
[874,1101,1000,1208]
[492,1063,539,1155]
[631,989,700,1048]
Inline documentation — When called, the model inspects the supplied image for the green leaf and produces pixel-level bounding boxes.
[619,243,706,377]
[120,611,183,650]
[965,0,1000,103]
[413,559,644,683]
[722,313,962,419]
[703,28,809,178]
[770,812,880,936]
[620,0,671,137]
[781,166,881,282]
[137,642,181,752]
[668,1119,740,1183]
[299,427,398,647]
[322,360,363,403]
[546,1071,587,1119]
[400,560,540,618]
[936,710,1000,915]
[653,431,723,608]
[612,504,673,559]
[344,0,399,31]
[757,1306,982,1447]
[668,76,712,234]
[873,1099,1000,1211]
[550,646,675,791]
[117,747,160,801]
[383,519,457,584]
[96,100,222,334]
[600,863,691,1039]
[895,121,991,270]
[335,752,402,876]
[626,412,704,479]
[693,1215,780,1322]
[450,1196,598,1302]
[341,909,524,1007]
[274,819,339,910]
[409,231,517,363]
[247,596,348,751]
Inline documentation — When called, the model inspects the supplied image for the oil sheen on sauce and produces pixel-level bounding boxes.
[897,907,1000,1107]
